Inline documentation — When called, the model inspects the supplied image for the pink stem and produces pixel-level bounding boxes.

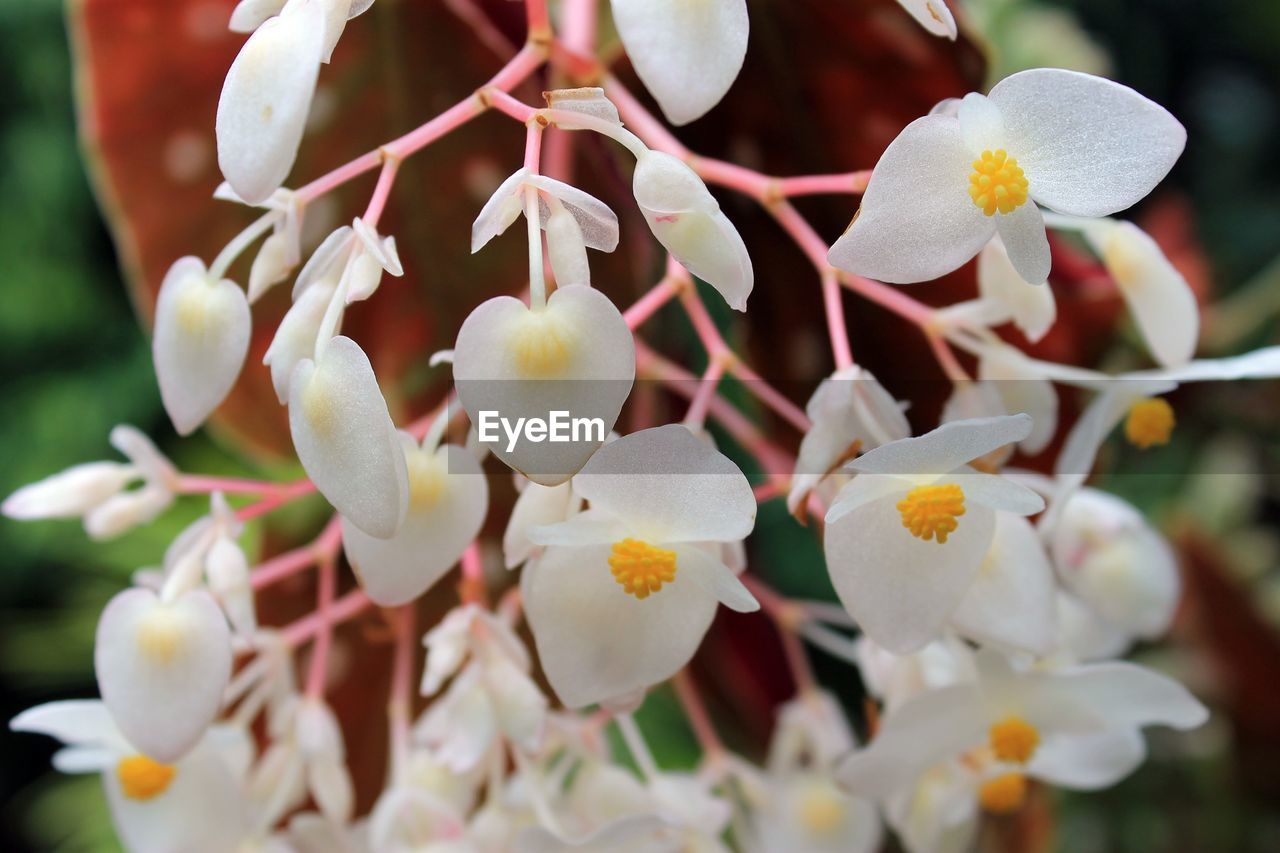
[178,474,305,496]
[744,576,817,696]
[362,156,402,227]
[624,276,681,329]
[679,276,731,358]
[728,360,811,433]
[389,604,416,785]
[684,359,727,430]
[235,479,318,523]
[673,670,725,760]
[525,0,551,40]
[460,543,487,606]
[281,589,373,648]
[561,0,599,55]
[305,554,337,699]
[777,171,871,197]
[251,544,316,591]
[444,0,518,60]
[929,332,972,382]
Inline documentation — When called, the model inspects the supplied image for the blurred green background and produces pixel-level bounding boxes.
[1,0,1279,850]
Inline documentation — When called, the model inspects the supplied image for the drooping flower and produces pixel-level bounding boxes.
[10,701,251,852]
[161,492,256,636]
[895,0,957,40]
[823,415,1045,653]
[152,257,252,436]
[522,425,758,708]
[248,695,355,828]
[453,286,635,486]
[975,236,1057,342]
[632,150,753,311]
[94,586,233,762]
[610,0,749,126]
[829,68,1185,285]
[230,0,377,63]
[288,335,409,538]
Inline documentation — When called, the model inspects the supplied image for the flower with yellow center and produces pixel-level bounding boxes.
[831,68,1185,286]
[116,755,177,800]
[978,772,1027,815]
[989,716,1040,764]
[824,415,1045,653]
[523,425,759,709]
[1124,397,1175,449]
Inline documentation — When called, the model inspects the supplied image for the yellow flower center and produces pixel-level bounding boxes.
[609,539,677,599]
[989,716,1040,764]
[897,484,966,544]
[978,772,1028,815]
[406,450,446,510]
[968,150,1029,216]
[134,607,188,665]
[509,312,575,379]
[796,782,848,838]
[1124,397,1175,449]
[116,754,177,801]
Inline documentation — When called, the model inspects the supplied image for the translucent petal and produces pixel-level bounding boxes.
[571,424,756,544]
[293,226,353,299]
[544,87,622,126]
[471,168,530,253]
[229,0,287,33]
[503,480,575,569]
[825,473,911,527]
[1123,346,1280,382]
[216,1,326,204]
[943,469,1044,515]
[977,347,1058,453]
[673,544,758,612]
[994,201,1051,286]
[352,216,404,275]
[453,287,635,486]
[342,443,488,606]
[895,0,957,39]
[1029,727,1146,790]
[152,257,251,436]
[10,699,124,750]
[265,277,336,404]
[528,508,629,548]
[2,462,135,520]
[829,115,993,284]
[611,0,749,125]
[527,175,620,252]
[837,683,987,799]
[956,93,1007,152]
[207,536,256,636]
[522,543,718,709]
[1021,661,1208,733]
[544,203,591,288]
[1087,220,1197,367]
[633,152,752,310]
[989,69,1186,217]
[850,414,1033,477]
[825,498,996,654]
[248,231,294,303]
[977,238,1056,341]
[94,588,232,762]
[288,336,409,538]
[950,512,1056,655]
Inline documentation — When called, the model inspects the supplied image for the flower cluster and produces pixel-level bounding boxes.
[8,0,1280,851]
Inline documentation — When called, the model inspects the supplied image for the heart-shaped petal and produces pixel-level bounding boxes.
[453,287,635,485]
[94,588,232,762]
[152,257,252,436]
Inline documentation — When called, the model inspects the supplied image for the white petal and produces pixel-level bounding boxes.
[84,486,174,540]
[264,277,336,404]
[308,756,355,824]
[1030,661,1208,732]
[977,348,1058,453]
[453,287,635,486]
[352,216,404,275]
[850,414,1033,477]
[522,543,718,708]
[95,588,232,762]
[895,0,957,39]
[989,68,1186,217]
[471,168,530,253]
[1123,346,1280,382]
[293,226,353,299]
[110,425,175,485]
[527,175,620,252]
[545,202,591,288]
[207,536,257,636]
[1088,220,1198,367]
[2,462,135,520]
[611,0,749,125]
[248,231,294,303]
[837,684,987,799]
[829,116,993,283]
[229,0,287,33]
[673,544,758,613]
[544,87,622,126]
[10,700,123,749]
[343,443,488,606]
[977,238,1056,341]
[825,473,911,526]
[825,498,996,653]
[950,512,1056,655]
[571,424,756,544]
[957,93,1007,152]
[529,508,629,547]
[994,201,1051,285]
[504,480,575,569]
[1029,727,1146,790]
[152,257,251,435]
[216,1,326,203]
[945,469,1044,515]
[288,336,409,538]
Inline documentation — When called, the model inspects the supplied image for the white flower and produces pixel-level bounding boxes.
[788,366,910,516]
[829,68,1185,284]
[523,425,758,708]
[839,650,1207,801]
[610,0,749,125]
[249,696,355,827]
[342,433,488,606]
[1049,487,1180,640]
[160,492,256,635]
[152,256,252,435]
[472,169,619,289]
[975,346,1058,454]
[217,0,326,203]
[823,415,1045,653]
[265,269,337,403]
[213,183,304,302]
[416,606,547,770]
[1084,218,1198,367]
[633,150,753,311]
[10,701,251,852]
[504,476,577,570]
[94,587,233,762]
[3,425,177,540]
[895,0,957,39]
[976,236,1057,342]
[288,335,409,538]
[854,636,975,714]
[453,286,635,486]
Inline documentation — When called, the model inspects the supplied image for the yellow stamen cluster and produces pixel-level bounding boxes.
[979,772,1028,815]
[968,150,1029,216]
[509,314,575,378]
[989,716,1040,764]
[897,484,966,544]
[609,538,677,599]
[1124,397,1175,449]
[116,754,177,801]
[406,451,446,510]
